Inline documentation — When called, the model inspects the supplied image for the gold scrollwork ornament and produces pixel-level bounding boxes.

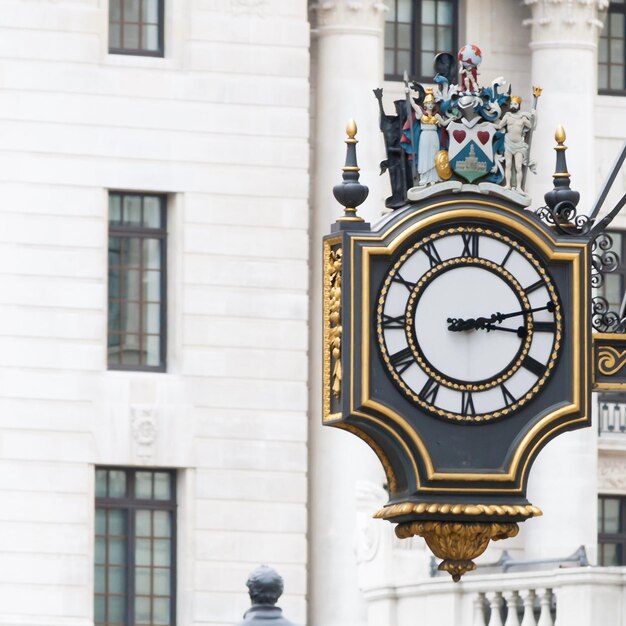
[598,345,626,377]
[328,248,343,398]
[395,520,519,581]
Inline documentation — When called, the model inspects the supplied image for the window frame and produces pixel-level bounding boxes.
[384,0,459,83]
[598,494,626,565]
[95,467,177,626]
[108,191,167,373]
[599,1,626,96]
[108,0,165,58]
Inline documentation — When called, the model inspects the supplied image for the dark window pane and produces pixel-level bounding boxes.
[384,50,395,75]
[125,270,141,302]
[109,237,122,267]
[95,537,106,565]
[144,0,159,22]
[136,510,152,537]
[94,596,106,623]
[143,271,161,302]
[108,566,126,594]
[109,509,127,535]
[422,25,435,51]
[154,473,171,500]
[153,539,171,567]
[96,471,108,498]
[124,302,141,334]
[124,0,141,22]
[397,23,411,49]
[397,50,411,74]
[143,25,159,51]
[144,239,162,270]
[153,568,170,595]
[95,566,106,594]
[611,12,624,37]
[600,64,609,90]
[144,303,160,334]
[109,538,126,565]
[124,238,141,269]
[135,596,151,624]
[121,336,141,365]
[136,567,151,594]
[600,38,609,63]
[109,23,121,49]
[96,509,107,534]
[143,196,162,227]
[110,0,122,21]
[153,511,171,537]
[108,475,124,498]
[123,196,142,226]
[397,0,411,22]
[146,336,161,366]
[605,498,621,532]
[108,596,126,623]
[422,0,436,23]
[385,22,396,47]
[610,64,624,90]
[136,538,152,566]
[438,0,453,25]
[153,597,170,625]
[136,472,153,498]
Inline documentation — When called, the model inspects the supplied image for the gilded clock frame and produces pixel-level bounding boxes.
[323,197,590,497]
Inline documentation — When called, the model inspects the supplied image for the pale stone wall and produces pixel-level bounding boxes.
[0,1,310,625]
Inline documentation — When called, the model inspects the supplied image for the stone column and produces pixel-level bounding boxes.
[308,2,386,626]
[523,1,607,562]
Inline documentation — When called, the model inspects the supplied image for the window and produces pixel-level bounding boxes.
[598,495,626,565]
[109,0,164,56]
[108,192,167,371]
[599,1,626,93]
[384,0,458,82]
[95,468,176,626]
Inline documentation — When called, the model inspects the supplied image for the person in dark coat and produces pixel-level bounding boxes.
[236,565,301,626]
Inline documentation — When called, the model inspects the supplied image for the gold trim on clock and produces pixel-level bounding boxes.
[344,199,590,492]
[375,226,562,422]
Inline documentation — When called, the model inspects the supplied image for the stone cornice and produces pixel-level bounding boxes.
[310,0,386,30]
[524,0,609,42]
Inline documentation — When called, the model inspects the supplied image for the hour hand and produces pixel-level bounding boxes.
[447,317,490,331]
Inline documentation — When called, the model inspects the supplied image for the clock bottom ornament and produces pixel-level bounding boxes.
[396,520,520,581]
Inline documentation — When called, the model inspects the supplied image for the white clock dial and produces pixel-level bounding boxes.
[376,227,562,422]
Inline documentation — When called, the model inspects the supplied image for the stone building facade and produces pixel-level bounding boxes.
[0,1,624,626]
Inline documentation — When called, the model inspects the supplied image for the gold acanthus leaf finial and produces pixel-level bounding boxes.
[532,86,543,98]
[346,119,357,140]
[555,125,566,146]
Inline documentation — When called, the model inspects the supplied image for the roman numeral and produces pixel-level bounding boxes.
[461,233,480,258]
[501,246,514,267]
[390,347,414,374]
[391,272,416,292]
[382,314,406,329]
[419,378,440,404]
[422,242,442,268]
[524,279,545,294]
[533,321,556,333]
[461,390,476,416]
[522,354,545,377]
[500,384,516,407]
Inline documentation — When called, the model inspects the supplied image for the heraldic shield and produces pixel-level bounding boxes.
[448,120,496,183]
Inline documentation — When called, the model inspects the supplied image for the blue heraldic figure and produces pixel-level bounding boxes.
[236,566,300,626]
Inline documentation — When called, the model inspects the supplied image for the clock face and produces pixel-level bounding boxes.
[376,226,563,422]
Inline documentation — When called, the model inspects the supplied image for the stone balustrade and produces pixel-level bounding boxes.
[361,567,626,626]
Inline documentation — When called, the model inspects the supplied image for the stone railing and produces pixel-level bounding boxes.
[598,393,626,435]
[361,567,626,626]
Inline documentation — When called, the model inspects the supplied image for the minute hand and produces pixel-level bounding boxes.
[447,301,555,332]
[489,301,555,324]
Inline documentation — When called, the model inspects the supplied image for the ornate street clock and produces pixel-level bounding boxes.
[323,120,598,581]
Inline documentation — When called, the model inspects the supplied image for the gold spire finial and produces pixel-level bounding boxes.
[532,86,543,99]
[346,119,357,140]
[555,126,566,146]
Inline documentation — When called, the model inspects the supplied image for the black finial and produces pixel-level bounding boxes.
[544,126,580,212]
[332,120,369,230]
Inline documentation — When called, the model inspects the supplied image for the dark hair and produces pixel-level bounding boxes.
[246,565,284,605]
